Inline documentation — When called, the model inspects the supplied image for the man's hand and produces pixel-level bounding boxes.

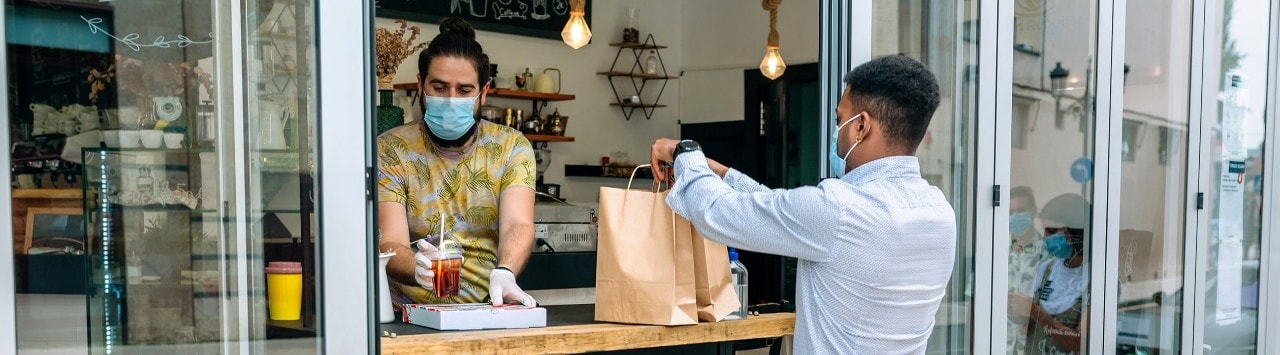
[488,268,536,306]
[413,239,440,290]
[650,138,680,183]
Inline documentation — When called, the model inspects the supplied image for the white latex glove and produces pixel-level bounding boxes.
[413,239,438,290]
[488,268,536,307]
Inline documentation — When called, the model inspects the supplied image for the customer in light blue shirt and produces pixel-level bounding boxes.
[650,55,956,354]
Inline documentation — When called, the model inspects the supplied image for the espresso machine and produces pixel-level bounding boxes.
[534,148,560,201]
[11,133,80,188]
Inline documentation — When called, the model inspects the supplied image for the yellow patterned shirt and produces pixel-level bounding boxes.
[377,120,536,305]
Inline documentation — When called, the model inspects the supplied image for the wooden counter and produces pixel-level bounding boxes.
[380,305,795,354]
[11,188,83,254]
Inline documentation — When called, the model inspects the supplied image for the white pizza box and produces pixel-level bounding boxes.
[401,303,547,330]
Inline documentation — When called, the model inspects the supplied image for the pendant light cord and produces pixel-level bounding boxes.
[762,0,782,47]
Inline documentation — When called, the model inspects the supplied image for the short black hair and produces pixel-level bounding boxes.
[842,55,941,151]
[1010,186,1038,213]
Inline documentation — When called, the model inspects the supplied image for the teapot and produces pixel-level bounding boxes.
[533,68,561,94]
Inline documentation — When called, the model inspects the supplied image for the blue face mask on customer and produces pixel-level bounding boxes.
[1009,212,1033,236]
[828,114,861,177]
[1044,232,1074,259]
[424,95,479,140]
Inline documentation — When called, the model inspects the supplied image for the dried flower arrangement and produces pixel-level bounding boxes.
[90,55,214,128]
[375,19,430,90]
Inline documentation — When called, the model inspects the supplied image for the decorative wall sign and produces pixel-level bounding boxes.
[376,0,591,41]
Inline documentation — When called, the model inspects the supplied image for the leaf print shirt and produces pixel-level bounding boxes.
[377,120,536,305]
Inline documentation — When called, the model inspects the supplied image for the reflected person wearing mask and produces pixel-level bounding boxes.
[377,17,537,307]
[1008,193,1091,354]
[650,55,956,354]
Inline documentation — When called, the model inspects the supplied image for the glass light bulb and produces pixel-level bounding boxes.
[760,47,786,80]
[561,14,592,49]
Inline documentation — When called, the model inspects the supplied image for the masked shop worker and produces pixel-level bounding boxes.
[650,55,956,354]
[377,17,537,307]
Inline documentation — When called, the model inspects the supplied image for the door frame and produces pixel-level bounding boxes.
[316,0,376,352]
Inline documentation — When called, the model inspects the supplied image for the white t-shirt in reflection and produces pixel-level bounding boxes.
[1028,258,1091,315]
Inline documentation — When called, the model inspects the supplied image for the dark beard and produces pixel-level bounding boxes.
[424,119,479,148]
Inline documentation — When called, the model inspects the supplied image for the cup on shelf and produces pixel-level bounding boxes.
[101,130,120,147]
[140,130,164,149]
[163,133,185,149]
[265,261,303,321]
[118,130,141,148]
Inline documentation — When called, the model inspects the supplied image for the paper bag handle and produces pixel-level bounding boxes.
[626,164,667,192]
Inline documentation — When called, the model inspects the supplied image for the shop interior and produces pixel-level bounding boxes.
[7,0,833,352]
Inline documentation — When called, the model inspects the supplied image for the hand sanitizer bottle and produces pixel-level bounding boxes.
[728,248,749,320]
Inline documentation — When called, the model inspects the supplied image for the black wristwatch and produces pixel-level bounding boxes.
[671,139,702,162]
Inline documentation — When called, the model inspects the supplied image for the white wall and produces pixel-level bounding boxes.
[678,0,820,124]
[376,0,683,204]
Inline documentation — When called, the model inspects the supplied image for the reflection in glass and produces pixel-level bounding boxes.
[872,0,979,352]
[1202,0,1269,352]
[1114,0,1192,353]
[1007,0,1098,353]
[5,0,320,352]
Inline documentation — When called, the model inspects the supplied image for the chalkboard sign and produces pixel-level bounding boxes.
[376,0,592,41]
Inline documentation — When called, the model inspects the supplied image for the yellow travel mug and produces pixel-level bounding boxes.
[266,261,303,320]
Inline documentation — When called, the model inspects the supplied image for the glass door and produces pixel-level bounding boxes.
[1195,0,1272,353]
[3,0,371,353]
[1112,0,1195,353]
[1003,0,1102,353]
[870,0,981,353]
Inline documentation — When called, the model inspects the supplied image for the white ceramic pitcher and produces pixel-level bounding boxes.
[378,251,396,323]
[257,101,288,150]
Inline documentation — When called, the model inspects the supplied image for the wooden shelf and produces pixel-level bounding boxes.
[565,164,651,179]
[609,103,668,108]
[13,188,82,199]
[488,88,575,101]
[609,42,668,49]
[524,134,575,143]
[389,84,576,101]
[597,71,679,80]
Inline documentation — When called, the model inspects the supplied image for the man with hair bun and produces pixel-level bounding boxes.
[377,17,538,307]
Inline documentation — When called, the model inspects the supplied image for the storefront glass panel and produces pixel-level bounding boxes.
[871,0,980,352]
[1005,0,1099,353]
[1200,0,1270,352]
[6,0,323,352]
[1114,0,1193,353]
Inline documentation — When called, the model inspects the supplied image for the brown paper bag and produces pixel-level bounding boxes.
[688,225,740,322]
[595,165,698,325]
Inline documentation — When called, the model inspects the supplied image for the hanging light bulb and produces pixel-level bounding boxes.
[760,0,785,80]
[561,0,591,49]
[760,46,786,80]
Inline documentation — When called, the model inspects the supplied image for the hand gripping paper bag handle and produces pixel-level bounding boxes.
[595,164,699,325]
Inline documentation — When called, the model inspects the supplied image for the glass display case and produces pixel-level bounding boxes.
[70,0,320,352]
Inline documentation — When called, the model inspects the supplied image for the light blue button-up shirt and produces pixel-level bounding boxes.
[667,151,957,354]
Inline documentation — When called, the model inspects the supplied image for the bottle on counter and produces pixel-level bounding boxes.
[728,247,749,320]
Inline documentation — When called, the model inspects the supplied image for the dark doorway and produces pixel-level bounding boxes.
[678,62,821,314]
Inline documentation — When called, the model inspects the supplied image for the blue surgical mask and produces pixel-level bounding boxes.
[1044,232,1073,259]
[424,95,479,140]
[828,114,861,177]
[1009,212,1034,237]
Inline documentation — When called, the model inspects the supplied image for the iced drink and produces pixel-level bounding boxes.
[430,252,463,299]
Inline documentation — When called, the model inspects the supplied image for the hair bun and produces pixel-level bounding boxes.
[438,17,476,39]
